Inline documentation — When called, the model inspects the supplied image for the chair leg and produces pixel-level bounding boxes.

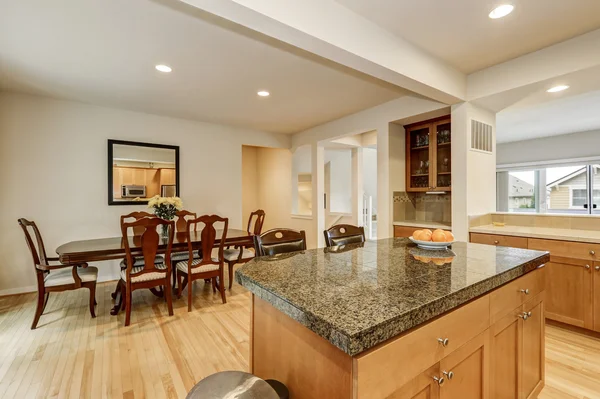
[227,262,233,290]
[165,280,174,316]
[211,277,216,293]
[88,284,97,318]
[187,277,193,312]
[42,292,50,313]
[120,281,126,311]
[125,286,132,327]
[219,269,227,304]
[31,290,45,330]
[111,281,120,300]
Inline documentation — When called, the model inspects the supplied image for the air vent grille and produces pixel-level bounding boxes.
[471,119,493,153]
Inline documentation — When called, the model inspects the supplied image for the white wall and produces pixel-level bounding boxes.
[0,93,290,295]
[325,149,352,214]
[497,129,600,166]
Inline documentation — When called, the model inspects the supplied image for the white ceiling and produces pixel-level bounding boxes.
[471,64,600,143]
[0,0,406,134]
[335,0,600,73]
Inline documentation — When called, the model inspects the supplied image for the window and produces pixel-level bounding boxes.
[572,189,587,207]
[497,163,599,214]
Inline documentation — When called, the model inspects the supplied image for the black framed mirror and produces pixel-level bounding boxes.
[108,139,180,205]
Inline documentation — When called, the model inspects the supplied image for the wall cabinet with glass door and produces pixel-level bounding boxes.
[405,116,451,192]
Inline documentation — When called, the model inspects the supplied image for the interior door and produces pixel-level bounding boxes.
[544,260,593,328]
[388,364,441,399]
[439,330,488,399]
[522,297,545,399]
[490,308,522,399]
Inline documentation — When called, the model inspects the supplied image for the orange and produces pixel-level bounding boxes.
[444,231,455,242]
[432,230,446,242]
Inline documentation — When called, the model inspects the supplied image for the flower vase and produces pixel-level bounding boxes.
[161,224,170,238]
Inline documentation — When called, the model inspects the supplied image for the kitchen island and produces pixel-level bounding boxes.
[236,238,550,399]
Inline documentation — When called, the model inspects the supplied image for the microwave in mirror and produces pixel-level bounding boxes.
[108,139,180,205]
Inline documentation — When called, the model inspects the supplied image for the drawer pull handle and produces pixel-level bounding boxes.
[437,338,450,347]
[520,289,530,295]
[596,266,600,271]
[591,250,596,256]
[585,265,591,270]
[518,312,531,320]
[443,371,454,380]
[494,240,499,245]
[433,376,445,386]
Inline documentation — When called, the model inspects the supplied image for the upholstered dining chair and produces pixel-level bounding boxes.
[120,217,174,326]
[112,211,164,301]
[223,209,265,289]
[323,224,365,247]
[176,215,228,311]
[254,228,307,256]
[170,210,200,265]
[18,218,98,329]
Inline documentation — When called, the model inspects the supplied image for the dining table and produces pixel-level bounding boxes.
[56,228,254,315]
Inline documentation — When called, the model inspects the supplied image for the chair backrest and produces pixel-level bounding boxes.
[247,210,266,236]
[121,217,174,279]
[175,210,197,232]
[254,228,307,256]
[323,224,365,247]
[18,218,48,272]
[185,215,229,269]
[120,211,155,235]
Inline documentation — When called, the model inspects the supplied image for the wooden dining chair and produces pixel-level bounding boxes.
[171,210,200,263]
[323,224,365,247]
[176,215,228,311]
[223,209,265,289]
[254,228,307,256]
[18,218,98,329]
[120,217,174,326]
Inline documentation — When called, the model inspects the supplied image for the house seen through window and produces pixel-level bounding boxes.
[497,164,600,214]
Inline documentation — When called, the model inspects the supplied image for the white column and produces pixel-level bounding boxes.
[351,147,364,226]
[451,102,497,241]
[377,124,391,239]
[311,142,325,248]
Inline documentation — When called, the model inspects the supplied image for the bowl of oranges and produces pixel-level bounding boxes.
[409,228,455,250]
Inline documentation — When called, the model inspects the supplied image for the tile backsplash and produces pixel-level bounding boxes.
[393,191,452,223]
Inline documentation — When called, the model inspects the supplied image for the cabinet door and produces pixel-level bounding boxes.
[544,260,593,328]
[522,296,545,399]
[432,119,451,191]
[388,364,440,399]
[406,123,433,192]
[439,330,488,399]
[490,308,521,399]
[593,262,600,332]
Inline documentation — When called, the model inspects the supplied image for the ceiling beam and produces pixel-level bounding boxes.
[467,28,600,101]
[177,0,466,104]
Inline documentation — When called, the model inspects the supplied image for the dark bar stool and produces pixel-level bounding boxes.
[186,371,288,399]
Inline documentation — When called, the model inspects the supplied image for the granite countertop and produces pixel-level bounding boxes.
[236,238,549,356]
[471,224,600,244]
[393,220,452,229]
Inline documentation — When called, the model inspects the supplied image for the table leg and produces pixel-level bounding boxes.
[110,280,122,316]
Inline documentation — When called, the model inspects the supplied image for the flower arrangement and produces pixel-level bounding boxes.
[147,195,183,221]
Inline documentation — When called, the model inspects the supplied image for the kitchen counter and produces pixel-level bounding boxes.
[471,224,600,244]
[393,220,451,230]
[236,238,548,356]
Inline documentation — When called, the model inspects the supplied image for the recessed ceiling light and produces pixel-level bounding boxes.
[155,64,172,73]
[489,4,514,19]
[547,85,569,93]
[257,91,270,97]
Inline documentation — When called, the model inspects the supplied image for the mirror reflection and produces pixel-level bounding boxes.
[108,140,179,205]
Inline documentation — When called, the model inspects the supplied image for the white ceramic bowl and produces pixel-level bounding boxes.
[409,236,455,250]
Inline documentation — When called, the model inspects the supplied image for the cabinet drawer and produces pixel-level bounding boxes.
[528,238,600,261]
[354,295,489,399]
[490,268,545,324]
[470,233,528,249]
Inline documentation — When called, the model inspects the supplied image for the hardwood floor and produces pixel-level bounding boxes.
[1,279,599,398]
